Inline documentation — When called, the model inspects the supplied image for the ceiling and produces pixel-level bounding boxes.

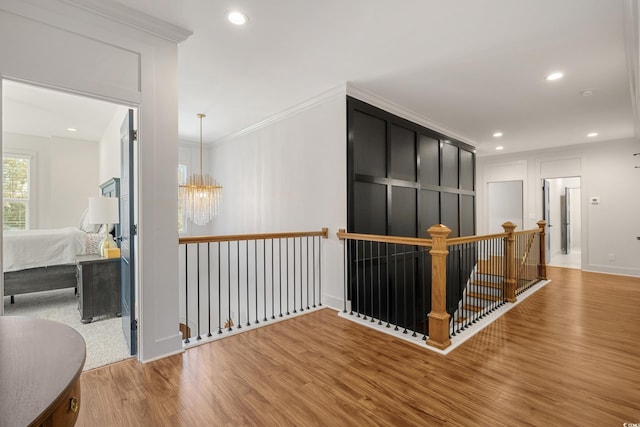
[2,81,127,143]
[3,0,637,157]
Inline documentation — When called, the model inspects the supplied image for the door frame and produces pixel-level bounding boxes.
[0,79,140,350]
[542,176,582,268]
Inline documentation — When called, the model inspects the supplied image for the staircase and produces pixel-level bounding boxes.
[452,255,505,327]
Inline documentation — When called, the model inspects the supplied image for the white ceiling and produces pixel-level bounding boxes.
[172,0,637,156]
[3,0,637,157]
[2,81,126,143]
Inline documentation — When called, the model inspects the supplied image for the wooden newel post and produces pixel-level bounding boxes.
[502,222,517,303]
[536,220,548,280]
[426,224,452,350]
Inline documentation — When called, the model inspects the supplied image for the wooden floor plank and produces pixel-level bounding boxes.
[78,267,640,426]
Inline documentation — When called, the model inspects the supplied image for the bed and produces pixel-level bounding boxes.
[3,178,120,300]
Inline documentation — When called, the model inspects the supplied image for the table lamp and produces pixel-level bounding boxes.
[88,196,119,257]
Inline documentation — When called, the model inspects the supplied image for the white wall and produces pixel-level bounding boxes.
[3,132,98,229]
[98,108,127,185]
[569,187,581,251]
[477,138,640,276]
[204,91,347,309]
[0,0,190,361]
[487,180,523,233]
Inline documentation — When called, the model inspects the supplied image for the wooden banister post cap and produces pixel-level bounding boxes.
[537,220,547,228]
[502,221,517,232]
[427,224,452,238]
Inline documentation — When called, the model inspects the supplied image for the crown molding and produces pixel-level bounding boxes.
[624,0,640,139]
[346,83,476,148]
[61,0,192,43]
[214,84,347,144]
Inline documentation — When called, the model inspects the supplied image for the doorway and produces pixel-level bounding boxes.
[543,177,581,269]
[1,79,137,369]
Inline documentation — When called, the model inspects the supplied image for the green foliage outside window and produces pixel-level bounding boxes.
[3,156,30,230]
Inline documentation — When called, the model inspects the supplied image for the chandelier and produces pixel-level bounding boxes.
[179,113,222,226]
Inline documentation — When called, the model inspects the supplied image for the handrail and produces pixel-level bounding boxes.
[446,232,508,246]
[179,228,328,245]
[521,234,536,263]
[514,229,542,237]
[338,228,540,248]
[336,229,432,247]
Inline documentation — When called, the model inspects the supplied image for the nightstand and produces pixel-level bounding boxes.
[77,254,121,323]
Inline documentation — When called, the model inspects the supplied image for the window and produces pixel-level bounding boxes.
[178,163,187,233]
[3,153,32,230]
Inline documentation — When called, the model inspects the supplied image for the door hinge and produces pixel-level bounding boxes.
[133,319,138,330]
[131,224,138,236]
[132,130,138,141]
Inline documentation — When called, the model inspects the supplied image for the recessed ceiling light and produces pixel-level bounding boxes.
[496,146,504,151]
[227,11,248,25]
[67,128,77,132]
[587,132,598,137]
[546,72,564,81]
[493,132,503,138]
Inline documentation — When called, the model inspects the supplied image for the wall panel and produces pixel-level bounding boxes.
[347,96,475,238]
[347,96,476,328]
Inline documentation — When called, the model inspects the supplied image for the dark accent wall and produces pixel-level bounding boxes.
[347,96,476,329]
[347,96,476,238]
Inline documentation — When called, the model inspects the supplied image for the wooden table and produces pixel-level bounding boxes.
[0,316,86,427]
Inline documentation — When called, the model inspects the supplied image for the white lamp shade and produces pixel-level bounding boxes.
[88,197,119,225]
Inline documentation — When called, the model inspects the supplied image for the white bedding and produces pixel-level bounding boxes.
[3,227,100,272]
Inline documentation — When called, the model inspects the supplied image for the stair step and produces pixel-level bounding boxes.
[462,304,483,313]
[471,280,503,289]
[477,256,505,275]
[467,292,501,302]
[452,256,508,326]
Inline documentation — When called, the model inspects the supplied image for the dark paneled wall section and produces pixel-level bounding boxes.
[347,97,476,329]
[347,96,476,238]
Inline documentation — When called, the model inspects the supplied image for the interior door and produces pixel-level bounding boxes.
[561,187,571,254]
[120,109,137,355]
[542,180,551,264]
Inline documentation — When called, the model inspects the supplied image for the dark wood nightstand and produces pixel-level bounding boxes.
[77,254,121,323]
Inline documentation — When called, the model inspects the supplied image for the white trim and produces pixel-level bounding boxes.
[61,0,192,43]
[583,265,640,277]
[322,293,344,311]
[213,84,347,144]
[623,0,640,139]
[140,345,185,364]
[346,83,477,148]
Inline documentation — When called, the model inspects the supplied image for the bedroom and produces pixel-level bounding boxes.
[1,80,133,369]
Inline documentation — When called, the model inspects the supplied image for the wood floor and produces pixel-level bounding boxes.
[78,267,640,426]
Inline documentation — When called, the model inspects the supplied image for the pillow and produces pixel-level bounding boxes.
[98,223,115,234]
[85,232,103,254]
[79,208,101,233]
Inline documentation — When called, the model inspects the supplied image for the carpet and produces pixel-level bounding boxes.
[3,288,131,370]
